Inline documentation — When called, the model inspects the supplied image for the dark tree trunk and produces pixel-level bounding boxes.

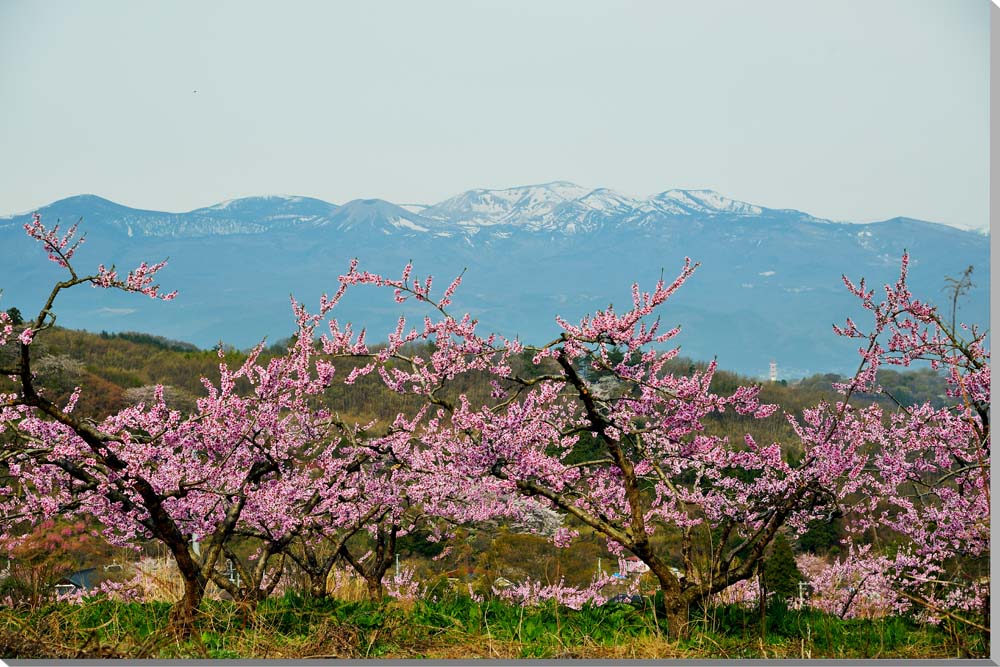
[664,601,690,641]
[643,552,692,639]
[365,576,384,602]
[655,585,691,639]
[164,536,208,638]
[169,571,206,638]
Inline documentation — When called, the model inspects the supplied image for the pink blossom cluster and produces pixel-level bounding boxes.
[796,545,906,619]
[54,576,145,605]
[384,565,424,602]
[23,213,83,268]
[710,577,766,608]
[94,261,177,301]
[491,573,623,610]
[0,310,11,347]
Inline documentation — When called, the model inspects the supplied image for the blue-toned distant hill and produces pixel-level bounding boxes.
[0,184,989,377]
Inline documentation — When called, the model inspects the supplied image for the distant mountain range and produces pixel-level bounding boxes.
[0,183,989,378]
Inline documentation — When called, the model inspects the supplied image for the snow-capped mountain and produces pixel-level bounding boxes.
[421,181,593,231]
[0,184,988,377]
[419,182,779,234]
[0,183,887,241]
[651,189,763,216]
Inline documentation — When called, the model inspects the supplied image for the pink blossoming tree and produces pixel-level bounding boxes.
[799,256,990,639]
[312,259,854,637]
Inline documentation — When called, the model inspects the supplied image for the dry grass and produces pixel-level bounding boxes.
[325,567,369,602]
[130,557,246,602]
[406,635,733,660]
[131,558,186,602]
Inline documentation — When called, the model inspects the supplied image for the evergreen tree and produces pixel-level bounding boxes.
[797,515,844,555]
[763,532,803,604]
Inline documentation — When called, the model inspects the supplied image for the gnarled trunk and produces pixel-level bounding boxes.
[646,556,691,639]
[169,570,206,638]
[663,601,690,640]
[162,532,209,638]
[365,576,384,602]
[339,523,397,603]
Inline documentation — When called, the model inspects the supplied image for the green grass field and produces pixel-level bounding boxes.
[0,592,983,659]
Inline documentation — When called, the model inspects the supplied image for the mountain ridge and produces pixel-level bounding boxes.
[0,184,988,378]
[6,183,986,237]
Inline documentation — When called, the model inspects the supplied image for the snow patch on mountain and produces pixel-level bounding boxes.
[390,217,429,232]
[424,182,785,233]
[422,181,593,231]
[575,188,646,213]
[653,189,763,216]
[197,195,309,212]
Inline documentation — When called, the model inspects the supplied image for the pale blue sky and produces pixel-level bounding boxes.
[0,0,989,229]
